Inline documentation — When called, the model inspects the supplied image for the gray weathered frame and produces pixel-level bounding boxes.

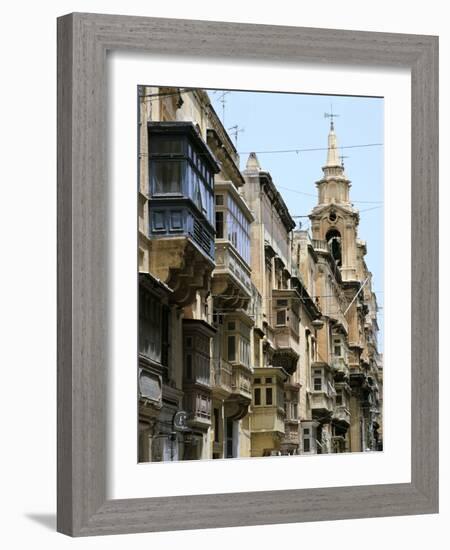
[57,12,439,537]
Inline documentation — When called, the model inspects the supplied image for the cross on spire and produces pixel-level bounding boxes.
[340,154,349,168]
[324,104,340,130]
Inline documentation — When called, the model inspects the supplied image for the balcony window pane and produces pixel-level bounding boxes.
[216,211,224,238]
[186,354,192,379]
[303,438,311,452]
[276,309,286,326]
[266,387,273,405]
[313,377,322,391]
[227,336,236,362]
[150,136,184,155]
[254,388,261,405]
[214,408,220,443]
[152,161,184,194]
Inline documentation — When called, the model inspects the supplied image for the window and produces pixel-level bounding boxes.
[150,136,184,155]
[266,387,273,405]
[227,335,236,362]
[226,195,251,264]
[226,419,234,458]
[186,354,192,379]
[227,321,236,331]
[139,289,164,365]
[334,341,342,357]
[276,309,287,326]
[240,337,251,367]
[303,438,311,453]
[215,194,224,206]
[152,161,183,195]
[254,388,261,406]
[161,306,170,377]
[303,428,310,436]
[214,408,220,443]
[254,378,261,384]
[313,377,322,391]
[215,211,224,239]
[265,377,272,384]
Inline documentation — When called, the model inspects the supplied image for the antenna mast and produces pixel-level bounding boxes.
[228,125,245,147]
[217,91,230,126]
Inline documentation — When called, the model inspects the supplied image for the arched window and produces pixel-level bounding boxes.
[326,228,342,266]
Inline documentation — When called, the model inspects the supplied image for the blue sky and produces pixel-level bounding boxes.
[210,90,384,350]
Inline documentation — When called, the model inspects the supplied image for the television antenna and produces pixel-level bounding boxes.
[216,91,230,125]
[228,125,245,147]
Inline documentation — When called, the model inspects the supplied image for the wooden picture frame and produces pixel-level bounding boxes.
[57,12,439,536]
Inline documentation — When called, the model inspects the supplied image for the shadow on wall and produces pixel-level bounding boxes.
[25,513,56,531]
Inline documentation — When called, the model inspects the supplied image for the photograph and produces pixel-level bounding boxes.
[137,86,384,462]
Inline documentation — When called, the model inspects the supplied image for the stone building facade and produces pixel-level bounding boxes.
[138,87,383,462]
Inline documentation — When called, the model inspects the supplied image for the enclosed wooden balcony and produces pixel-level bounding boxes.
[147,121,219,306]
[211,359,233,399]
[333,405,351,426]
[310,363,335,420]
[212,240,252,308]
[272,289,301,375]
[250,367,287,437]
[224,364,253,421]
[212,180,254,309]
[183,389,212,430]
[182,319,216,431]
[331,356,349,379]
[281,420,300,453]
[251,407,286,435]
[310,391,334,418]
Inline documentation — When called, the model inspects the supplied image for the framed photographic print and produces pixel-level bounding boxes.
[57,12,438,536]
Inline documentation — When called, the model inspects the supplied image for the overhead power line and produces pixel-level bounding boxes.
[238,143,383,155]
[277,185,383,205]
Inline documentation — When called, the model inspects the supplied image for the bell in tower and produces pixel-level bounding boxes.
[309,116,360,282]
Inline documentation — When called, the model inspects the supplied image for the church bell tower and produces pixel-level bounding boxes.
[309,117,360,282]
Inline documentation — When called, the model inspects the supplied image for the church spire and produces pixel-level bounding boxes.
[313,117,352,207]
[322,117,345,180]
[325,119,341,167]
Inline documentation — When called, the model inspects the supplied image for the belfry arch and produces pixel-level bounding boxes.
[326,228,342,266]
